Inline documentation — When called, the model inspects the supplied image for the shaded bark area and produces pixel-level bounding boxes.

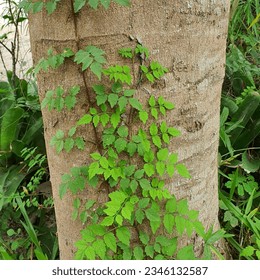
[29,0,230,259]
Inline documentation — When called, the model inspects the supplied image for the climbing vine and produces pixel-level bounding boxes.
[23,0,228,260]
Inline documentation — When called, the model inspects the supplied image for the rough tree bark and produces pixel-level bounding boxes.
[29,0,230,259]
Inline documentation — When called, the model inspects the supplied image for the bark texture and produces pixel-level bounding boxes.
[29,0,230,259]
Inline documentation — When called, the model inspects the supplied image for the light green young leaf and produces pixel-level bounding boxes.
[104,232,117,253]
[116,227,130,246]
[157,148,168,161]
[85,246,96,260]
[139,111,148,124]
[77,114,92,125]
[101,216,114,226]
[152,135,162,148]
[163,213,175,234]
[240,246,255,257]
[176,164,191,178]
[92,239,106,259]
[149,123,158,136]
[144,163,155,177]
[129,98,142,111]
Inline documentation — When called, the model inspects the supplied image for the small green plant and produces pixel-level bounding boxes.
[37,40,229,260]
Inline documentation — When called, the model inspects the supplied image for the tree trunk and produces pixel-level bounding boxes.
[29,0,230,259]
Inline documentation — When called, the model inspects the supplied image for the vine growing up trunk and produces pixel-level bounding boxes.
[27,0,230,259]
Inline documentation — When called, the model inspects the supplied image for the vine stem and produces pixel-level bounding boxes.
[69,0,102,153]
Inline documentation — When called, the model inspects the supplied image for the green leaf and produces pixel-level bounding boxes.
[161,133,169,144]
[162,238,177,257]
[149,123,158,136]
[176,164,191,178]
[108,94,119,108]
[74,46,106,75]
[135,209,145,224]
[151,108,158,119]
[165,197,177,213]
[64,138,74,152]
[85,246,96,260]
[134,169,144,179]
[169,153,178,164]
[100,113,110,127]
[0,107,24,151]
[100,157,109,169]
[118,96,128,111]
[46,1,58,14]
[145,207,160,222]
[163,101,175,110]
[241,151,260,173]
[139,178,151,190]
[93,115,100,127]
[163,213,175,234]
[139,231,149,245]
[156,235,173,246]
[139,111,148,124]
[166,164,175,177]
[168,127,181,137]
[102,133,115,147]
[104,233,117,253]
[138,198,150,209]
[118,47,133,58]
[88,161,100,179]
[140,65,148,74]
[110,110,121,128]
[116,227,130,246]
[144,246,154,258]
[177,199,189,215]
[240,246,255,257]
[64,95,77,110]
[129,98,142,111]
[115,214,123,225]
[68,126,77,137]
[157,148,168,161]
[113,0,130,7]
[176,245,196,260]
[92,239,106,259]
[90,62,103,80]
[149,96,156,107]
[75,137,85,150]
[146,73,155,83]
[127,142,137,156]
[150,220,161,234]
[100,216,114,226]
[152,135,162,148]
[133,246,144,260]
[77,114,92,125]
[93,84,105,95]
[121,201,134,220]
[117,126,128,138]
[144,163,155,177]
[175,216,186,235]
[74,0,87,12]
[114,138,127,153]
